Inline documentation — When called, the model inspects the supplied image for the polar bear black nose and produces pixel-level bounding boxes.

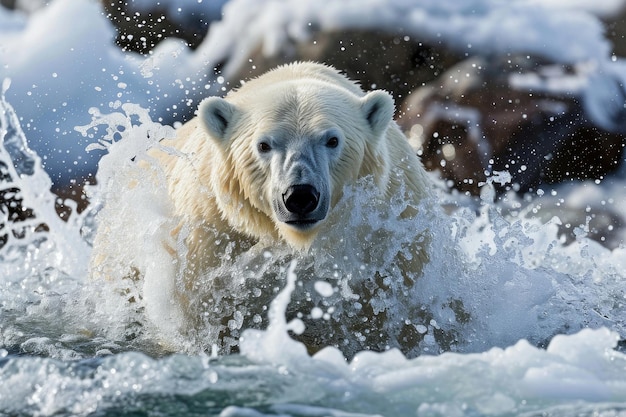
[283,184,320,215]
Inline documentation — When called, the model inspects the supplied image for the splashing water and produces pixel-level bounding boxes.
[1,90,626,416]
[0,80,92,359]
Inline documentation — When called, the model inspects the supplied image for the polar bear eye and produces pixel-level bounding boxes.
[326,136,339,148]
[258,141,272,153]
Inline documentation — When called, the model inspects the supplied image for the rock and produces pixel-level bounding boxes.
[398,55,626,195]
[229,29,462,105]
[0,0,16,10]
[0,161,47,249]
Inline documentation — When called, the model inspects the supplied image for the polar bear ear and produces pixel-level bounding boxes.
[198,97,238,144]
[360,90,395,139]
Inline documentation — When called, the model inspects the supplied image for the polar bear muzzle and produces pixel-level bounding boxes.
[274,183,328,230]
[284,184,320,214]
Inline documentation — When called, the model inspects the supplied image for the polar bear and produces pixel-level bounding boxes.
[91,62,434,354]
[156,62,431,274]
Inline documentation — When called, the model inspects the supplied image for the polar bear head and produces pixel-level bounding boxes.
[198,63,395,248]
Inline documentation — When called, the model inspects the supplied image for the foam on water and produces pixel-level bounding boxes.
[2,92,626,416]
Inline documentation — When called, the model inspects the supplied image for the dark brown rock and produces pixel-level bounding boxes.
[0,0,16,9]
[0,161,47,249]
[229,29,462,105]
[398,55,626,195]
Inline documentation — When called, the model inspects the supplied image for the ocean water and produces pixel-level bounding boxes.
[1,86,626,417]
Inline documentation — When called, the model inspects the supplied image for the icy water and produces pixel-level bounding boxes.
[2,85,626,416]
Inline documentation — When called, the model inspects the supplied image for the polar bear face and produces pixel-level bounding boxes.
[198,79,395,248]
[257,125,340,232]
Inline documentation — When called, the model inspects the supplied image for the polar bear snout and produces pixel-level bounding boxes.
[274,183,329,230]
[283,184,320,215]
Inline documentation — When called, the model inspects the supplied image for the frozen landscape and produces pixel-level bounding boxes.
[2,0,626,416]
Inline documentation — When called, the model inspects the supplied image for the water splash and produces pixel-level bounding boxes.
[47,98,626,358]
[2,93,626,415]
[1,79,36,177]
[239,260,311,364]
[0,81,92,355]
